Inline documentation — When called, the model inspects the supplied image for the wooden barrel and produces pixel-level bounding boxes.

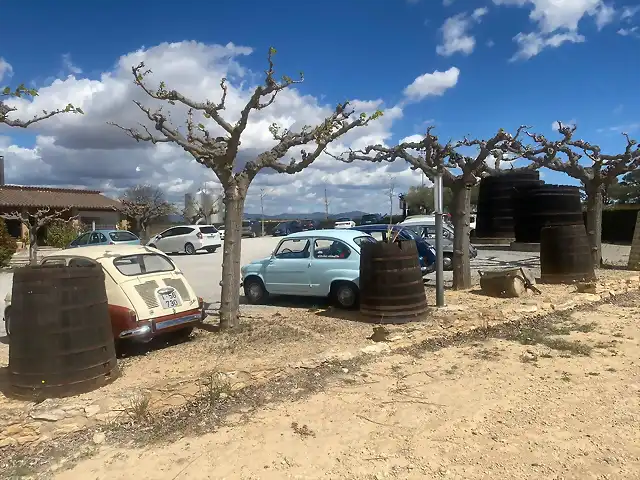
[475,171,542,239]
[8,262,119,399]
[540,224,596,284]
[514,185,584,243]
[359,240,428,323]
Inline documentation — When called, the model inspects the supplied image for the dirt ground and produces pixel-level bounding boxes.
[0,270,639,478]
[40,290,640,479]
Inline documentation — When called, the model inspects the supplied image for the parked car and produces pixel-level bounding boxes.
[68,229,140,248]
[242,219,257,238]
[3,245,205,342]
[147,225,222,255]
[350,224,436,275]
[398,219,477,270]
[301,219,319,231]
[214,223,225,240]
[334,217,356,229]
[360,214,382,225]
[272,220,303,236]
[240,229,377,308]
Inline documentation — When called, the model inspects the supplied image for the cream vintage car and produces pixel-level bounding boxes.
[3,245,205,342]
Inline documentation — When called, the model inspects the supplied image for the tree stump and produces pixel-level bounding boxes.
[479,267,536,298]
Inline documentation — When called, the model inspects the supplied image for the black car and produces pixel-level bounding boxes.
[272,220,303,236]
[360,213,382,225]
[301,219,319,231]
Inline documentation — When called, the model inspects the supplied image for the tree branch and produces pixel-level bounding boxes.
[1,85,83,128]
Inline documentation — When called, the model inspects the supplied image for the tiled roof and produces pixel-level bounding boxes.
[0,185,122,210]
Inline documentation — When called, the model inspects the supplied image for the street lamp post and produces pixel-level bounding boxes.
[434,174,445,307]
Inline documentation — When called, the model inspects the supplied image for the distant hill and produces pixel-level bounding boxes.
[244,211,371,220]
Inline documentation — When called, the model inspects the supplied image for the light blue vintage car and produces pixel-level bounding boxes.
[240,229,376,308]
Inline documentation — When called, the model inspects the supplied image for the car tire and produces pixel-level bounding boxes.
[206,246,219,253]
[332,282,359,310]
[251,232,256,238]
[443,253,453,271]
[184,243,196,255]
[244,277,267,305]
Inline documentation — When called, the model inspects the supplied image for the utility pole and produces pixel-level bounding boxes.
[324,187,330,221]
[387,176,395,229]
[259,188,269,236]
[434,173,445,307]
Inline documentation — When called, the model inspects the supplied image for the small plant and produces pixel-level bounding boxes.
[291,422,316,438]
[199,372,233,407]
[125,393,151,422]
[0,218,17,267]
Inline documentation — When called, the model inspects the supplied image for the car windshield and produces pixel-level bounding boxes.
[354,236,376,246]
[199,226,218,234]
[362,215,377,221]
[394,227,419,240]
[109,231,138,242]
[113,254,175,276]
[275,223,286,229]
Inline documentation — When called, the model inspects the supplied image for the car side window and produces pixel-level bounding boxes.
[75,233,90,245]
[160,228,176,238]
[98,233,108,242]
[274,239,310,259]
[314,239,351,259]
[89,232,101,244]
[369,231,385,242]
[175,227,194,236]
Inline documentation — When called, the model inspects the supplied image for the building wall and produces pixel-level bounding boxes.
[75,209,121,229]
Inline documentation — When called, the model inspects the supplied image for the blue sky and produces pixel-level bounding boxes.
[1,0,639,213]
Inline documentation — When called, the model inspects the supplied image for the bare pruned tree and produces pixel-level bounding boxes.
[332,126,532,289]
[110,47,382,328]
[1,84,83,128]
[510,122,640,266]
[119,185,175,242]
[1,207,77,265]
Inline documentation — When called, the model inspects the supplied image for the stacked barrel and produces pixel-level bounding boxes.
[474,171,542,242]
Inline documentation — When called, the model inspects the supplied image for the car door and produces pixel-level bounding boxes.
[155,228,177,252]
[171,227,196,252]
[262,238,311,295]
[308,238,357,296]
[70,232,91,248]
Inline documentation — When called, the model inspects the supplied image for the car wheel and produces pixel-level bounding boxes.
[4,306,10,336]
[206,246,219,253]
[244,278,267,304]
[251,231,256,238]
[443,253,453,271]
[184,243,196,255]
[333,282,359,309]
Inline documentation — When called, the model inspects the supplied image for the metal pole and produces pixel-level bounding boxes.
[434,174,445,307]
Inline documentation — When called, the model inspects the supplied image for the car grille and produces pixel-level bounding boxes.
[134,280,160,309]
[163,278,191,302]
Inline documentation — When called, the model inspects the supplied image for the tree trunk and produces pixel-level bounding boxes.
[585,183,603,267]
[219,186,246,329]
[450,183,472,290]
[29,226,38,266]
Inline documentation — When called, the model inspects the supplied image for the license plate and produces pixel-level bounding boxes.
[160,290,181,309]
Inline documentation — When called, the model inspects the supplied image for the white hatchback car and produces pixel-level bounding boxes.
[147,225,222,255]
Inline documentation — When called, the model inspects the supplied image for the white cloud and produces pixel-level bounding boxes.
[61,54,82,75]
[0,41,430,215]
[621,5,640,21]
[0,58,13,82]
[436,9,489,57]
[509,31,585,61]
[617,26,640,37]
[494,0,616,59]
[402,67,460,101]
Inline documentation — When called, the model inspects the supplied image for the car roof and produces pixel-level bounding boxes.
[352,224,405,230]
[45,244,165,261]
[285,229,371,242]
[89,229,135,234]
